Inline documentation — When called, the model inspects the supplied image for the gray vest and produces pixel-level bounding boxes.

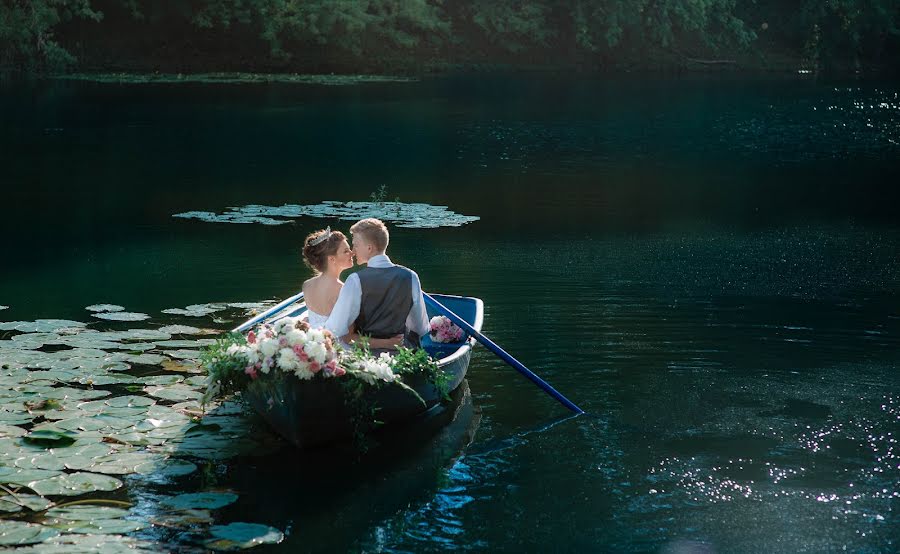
[355,265,420,348]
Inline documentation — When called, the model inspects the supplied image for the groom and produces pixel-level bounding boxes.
[325,218,430,350]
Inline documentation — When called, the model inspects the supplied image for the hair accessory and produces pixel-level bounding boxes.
[309,226,332,246]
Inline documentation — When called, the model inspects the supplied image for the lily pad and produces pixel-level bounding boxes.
[0,493,53,513]
[162,349,201,360]
[0,467,63,486]
[205,522,284,550]
[0,520,60,546]
[133,458,197,478]
[91,312,150,322]
[27,472,123,496]
[0,424,27,438]
[9,320,87,333]
[45,505,130,521]
[144,385,202,402]
[104,395,156,409]
[47,518,146,535]
[161,492,238,510]
[155,339,215,348]
[161,359,202,373]
[85,305,125,313]
[157,325,202,335]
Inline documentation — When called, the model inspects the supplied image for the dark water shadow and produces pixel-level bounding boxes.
[216,380,481,552]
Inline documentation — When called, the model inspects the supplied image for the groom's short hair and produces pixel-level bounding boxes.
[350,218,389,252]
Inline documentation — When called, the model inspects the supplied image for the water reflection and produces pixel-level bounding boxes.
[217,381,481,552]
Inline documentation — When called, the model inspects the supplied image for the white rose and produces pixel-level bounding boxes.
[293,359,314,380]
[245,344,262,364]
[284,329,307,347]
[225,344,247,359]
[259,338,279,359]
[364,359,395,382]
[307,328,326,343]
[278,347,299,371]
[304,341,328,365]
[272,317,296,334]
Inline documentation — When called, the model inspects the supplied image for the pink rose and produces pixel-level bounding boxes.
[245,366,258,379]
[309,361,321,373]
[247,330,257,344]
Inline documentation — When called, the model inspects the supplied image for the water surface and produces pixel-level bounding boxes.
[1,74,899,552]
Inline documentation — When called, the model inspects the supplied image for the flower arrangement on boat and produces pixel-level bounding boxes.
[429,315,465,343]
[200,316,439,406]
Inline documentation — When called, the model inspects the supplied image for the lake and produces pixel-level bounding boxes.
[1,74,898,552]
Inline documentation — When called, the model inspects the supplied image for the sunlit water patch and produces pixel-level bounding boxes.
[173,201,480,228]
[723,87,900,163]
[0,302,291,551]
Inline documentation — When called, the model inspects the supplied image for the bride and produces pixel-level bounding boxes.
[301,227,402,349]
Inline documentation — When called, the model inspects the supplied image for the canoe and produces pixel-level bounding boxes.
[238,293,483,448]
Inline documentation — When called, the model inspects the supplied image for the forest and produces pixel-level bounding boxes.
[1,0,898,75]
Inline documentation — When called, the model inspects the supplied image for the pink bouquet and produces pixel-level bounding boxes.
[429,315,465,343]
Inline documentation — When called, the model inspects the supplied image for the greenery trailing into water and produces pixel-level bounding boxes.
[199,320,450,450]
[1,1,897,74]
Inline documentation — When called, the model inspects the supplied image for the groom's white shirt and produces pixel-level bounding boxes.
[325,254,430,338]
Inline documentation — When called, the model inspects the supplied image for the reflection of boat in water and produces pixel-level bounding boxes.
[223,380,481,551]
[239,293,483,448]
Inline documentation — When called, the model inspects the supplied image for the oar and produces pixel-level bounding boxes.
[423,293,585,415]
[232,291,305,333]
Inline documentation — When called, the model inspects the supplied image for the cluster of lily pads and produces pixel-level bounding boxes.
[0,302,289,551]
[173,200,480,228]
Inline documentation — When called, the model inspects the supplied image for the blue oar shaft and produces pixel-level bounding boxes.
[424,293,584,415]
[232,292,305,333]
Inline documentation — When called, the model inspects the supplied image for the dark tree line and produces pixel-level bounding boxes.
[1,0,898,73]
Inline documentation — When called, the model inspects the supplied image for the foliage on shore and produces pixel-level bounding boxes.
[1,1,898,75]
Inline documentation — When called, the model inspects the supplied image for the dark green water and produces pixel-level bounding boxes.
[2,75,899,552]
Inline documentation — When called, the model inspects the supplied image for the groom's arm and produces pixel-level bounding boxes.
[325,273,361,337]
[406,270,430,337]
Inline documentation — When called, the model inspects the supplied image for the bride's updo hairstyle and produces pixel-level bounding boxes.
[302,228,346,273]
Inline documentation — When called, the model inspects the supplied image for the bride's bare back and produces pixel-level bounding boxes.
[302,275,343,316]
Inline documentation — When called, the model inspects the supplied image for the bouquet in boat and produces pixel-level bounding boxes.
[200,316,443,405]
[429,315,465,343]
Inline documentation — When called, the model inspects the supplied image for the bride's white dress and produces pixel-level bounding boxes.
[305,309,329,329]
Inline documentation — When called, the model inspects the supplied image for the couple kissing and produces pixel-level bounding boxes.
[300,218,429,354]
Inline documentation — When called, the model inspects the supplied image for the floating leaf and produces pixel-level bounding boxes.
[92,312,150,322]
[0,424,26,438]
[162,349,201,360]
[45,505,129,521]
[0,493,52,513]
[24,399,63,411]
[161,492,238,510]
[133,458,197,478]
[161,359,202,374]
[144,385,202,402]
[0,467,62,486]
[27,472,123,496]
[23,429,77,448]
[205,522,284,550]
[0,521,60,546]
[104,395,155,409]
[8,320,87,333]
[47,518,146,535]
[85,305,125,313]
[157,325,202,335]
[155,339,214,348]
